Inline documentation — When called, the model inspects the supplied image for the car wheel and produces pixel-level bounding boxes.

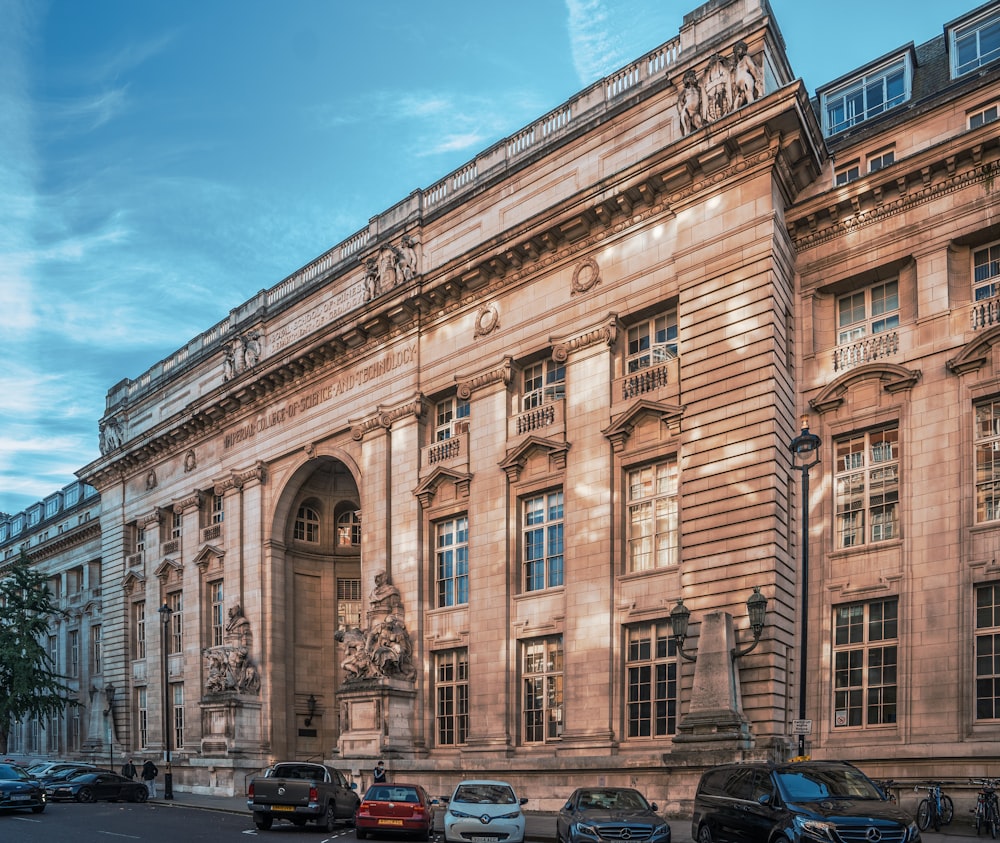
[697,825,715,843]
[134,788,148,803]
[356,827,369,839]
[254,812,273,831]
[77,787,96,803]
[322,803,337,832]
[31,804,46,814]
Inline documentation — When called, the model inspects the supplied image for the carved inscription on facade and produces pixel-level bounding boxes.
[222,342,418,449]
[269,282,368,355]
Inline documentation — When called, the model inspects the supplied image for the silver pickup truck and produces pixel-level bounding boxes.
[247,761,359,831]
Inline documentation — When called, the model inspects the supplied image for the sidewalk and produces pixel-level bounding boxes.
[149,791,980,843]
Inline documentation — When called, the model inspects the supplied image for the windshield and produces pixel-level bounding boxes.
[454,784,517,804]
[776,767,882,801]
[0,764,32,781]
[577,790,649,811]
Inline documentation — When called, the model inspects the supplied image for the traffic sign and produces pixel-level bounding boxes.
[792,719,812,735]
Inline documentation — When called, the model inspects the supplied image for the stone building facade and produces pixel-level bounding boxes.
[5,0,1000,815]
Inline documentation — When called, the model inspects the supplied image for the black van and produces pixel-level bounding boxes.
[691,760,921,843]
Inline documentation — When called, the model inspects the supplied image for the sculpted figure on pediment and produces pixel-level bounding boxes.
[676,41,763,136]
[677,69,704,136]
[99,417,125,454]
[397,235,419,282]
[731,41,762,109]
[702,52,732,123]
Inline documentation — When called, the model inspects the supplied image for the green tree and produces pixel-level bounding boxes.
[0,551,77,755]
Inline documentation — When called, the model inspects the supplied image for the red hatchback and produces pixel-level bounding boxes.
[355,783,437,840]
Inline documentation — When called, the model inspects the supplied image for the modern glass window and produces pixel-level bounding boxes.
[822,57,908,135]
[626,623,677,738]
[952,8,1000,77]
[337,578,362,628]
[627,459,679,571]
[134,601,146,660]
[337,509,361,547]
[172,683,185,749]
[976,583,1000,720]
[522,636,563,743]
[626,310,678,373]
[837,281,899,345]
[294,504,320,543]
[209,580,224,647]
[974,242,1000,302]
[435,516,469,607]
[976,400,1000,522]
[523,490,564,591]
[167,591,183,655]
[522,360,565,410]
[833,597,898,727]
[835,427,900,548]
[435,649,469,746]
[435,397,471,441]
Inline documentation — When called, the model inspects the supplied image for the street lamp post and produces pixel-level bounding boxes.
[103,683,116,772]
[157,602,174,799]
[789,417,821,758]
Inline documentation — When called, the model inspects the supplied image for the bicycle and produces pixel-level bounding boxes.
[972,778,1000,838]
[914,781,955,832]
[875,779,898,805]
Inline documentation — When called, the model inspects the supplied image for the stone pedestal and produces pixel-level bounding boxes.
[672,611,755,750]
[337,680,417,759]
[199,696,262,754]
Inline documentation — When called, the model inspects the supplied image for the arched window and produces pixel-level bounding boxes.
[337,509,361,547]
[294,504,320,543]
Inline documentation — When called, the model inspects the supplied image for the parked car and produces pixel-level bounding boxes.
[247,761,359,831]
[33,763,98,786]
[45,770,149,803]
[443,780,527,843]
[691,759,921,843]
[0,763,46,814]
[355,783,437,840]
[557,787,671,843]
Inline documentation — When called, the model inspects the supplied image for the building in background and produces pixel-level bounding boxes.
[5,0,1000,813]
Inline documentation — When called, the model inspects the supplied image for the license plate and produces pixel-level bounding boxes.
[12,795,31,802]
[378,819,404,826]
[472,837,498,842]
[272,805,295,812]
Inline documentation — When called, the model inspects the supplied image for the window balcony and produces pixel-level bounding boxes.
[126,552,144,567]
[161,538,181,556]
[833,332,899,372]
[612,359,679,404]
[510,398,565,439]
[201,523,223,543]
[973,294,1000,330]
[419,428,470,479]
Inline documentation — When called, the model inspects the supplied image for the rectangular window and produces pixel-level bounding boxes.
[138,687,148,749]
[167,592,183,655]
[833,598,898,727]
[172,683,184,749]
[69,709,81,751]
[970,103,1000,129]
[337,578,362,628]
[48,635,58,672]
[211,494,224,525]
[626,623,677,738]
[976,400,1000,522]
[626,310,678,373]
[974,242,1000,302]
[976,583,1000,719]
[435,397,471,442]
[435,649,469,746]
[867,148,895,173]
[522,636,563,743]
[627,459,679,571]
[294,505,320,542]
[69,629,80,677]
[953,8,1000,77]
[835,427,900,548]
[837,280,899,345]
[522,360,565,411]
[171,510,183,539]
[834,162,861,186]
[523,490,564,591]
[92,624,102,674]
[436,516,469,607]
[209,580,225,647]
[48,713,60,753]
[822,57,908,135]
[134,601,146,660]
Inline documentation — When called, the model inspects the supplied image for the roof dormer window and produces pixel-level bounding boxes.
[951,6,1000,78]
[820,55,911,137]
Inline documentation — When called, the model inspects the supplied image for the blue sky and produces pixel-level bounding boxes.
[0,0,954,515]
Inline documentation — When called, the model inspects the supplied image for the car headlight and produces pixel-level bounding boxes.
[907,820,920,841]
[792,816,838,841]
[449,809,475,819]
[576,822,599,836]
[498,811,522,820]
[652,823,670,838]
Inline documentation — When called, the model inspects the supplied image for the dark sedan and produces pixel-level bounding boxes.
[0,763,46,814]
[356,783,437,840]
[45,770,149,803]
[556,787,671,843]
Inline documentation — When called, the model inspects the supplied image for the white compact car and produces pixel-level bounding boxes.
[443,780,527,843]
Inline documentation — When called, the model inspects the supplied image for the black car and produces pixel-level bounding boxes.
[557,787,671,843]
[35,763,98,786]
[691,760,921,843]
[0,763,46,814]
[45,770,149,803]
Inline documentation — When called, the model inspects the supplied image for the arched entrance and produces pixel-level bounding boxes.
[269,455,361,758]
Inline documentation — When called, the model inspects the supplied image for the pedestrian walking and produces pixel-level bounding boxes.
[121,757,137,780]
[373,760,387,783]
[141,759,159,797]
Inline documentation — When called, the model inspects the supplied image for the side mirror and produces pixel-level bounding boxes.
[520,797,528,805]
[351,782,358,790]
[757,794,771,806]
[650,802,659,812]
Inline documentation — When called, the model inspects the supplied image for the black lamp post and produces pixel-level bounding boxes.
[669,587,769,661]
[103,683,116,772]
[789,417,821,757]
[157,602,174,799]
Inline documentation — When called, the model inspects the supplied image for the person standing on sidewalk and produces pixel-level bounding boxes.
[121,757,137,781]
[141,759,159,797]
